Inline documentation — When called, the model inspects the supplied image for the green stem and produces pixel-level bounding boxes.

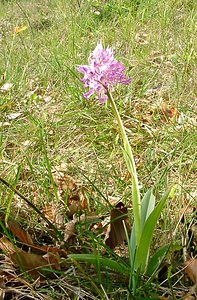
[106,90,141,246]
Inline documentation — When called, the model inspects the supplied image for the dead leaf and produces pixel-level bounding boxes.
[105,202,130,249]
[122,171,131,181]
[43,95,52,102]
[0,122,10,127]
[0,236,16,255]
[22,140,32,146]
[178,112,186,124]
[42,252,61,270]
[0,82,13,92]
[163,107,178,118]
[0,238,61,278]
[41,203,59,224]
[135,32,149,45]
[40,202,65,228]
[107,196,121,206]
[8,219,34,246]
[79,189,88,210]
[64,214,100,242]
[159,104,179,122]
[64,220,75,242]
[19,243,68,259]
[52,165,89,218]
[184,259,197,284]
[66,190,88,218]
[5,218,67,257]
[7,112,23,120]
[11,251,60,278]
[66,196,80,218]
[52,169,76,192]
[14,25,28,33]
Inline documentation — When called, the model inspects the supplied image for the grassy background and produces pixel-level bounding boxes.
[0,0,196,298]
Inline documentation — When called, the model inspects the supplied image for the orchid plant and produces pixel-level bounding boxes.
[69,42,171,292]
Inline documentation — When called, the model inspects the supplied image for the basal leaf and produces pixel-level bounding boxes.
[141,188,155,229]
[68,254,130,275]
[135,188,172,272]
[146,244,169,277]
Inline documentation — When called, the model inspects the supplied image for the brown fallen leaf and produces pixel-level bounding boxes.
[159,104,179,122]
[52,167,76,194]
[64,220,75,242]
[42,252,61,270]
[184,258,197,284]
[0,236,61,278]
[0,236,16,255]
[11,251,60,278]
[41,203,57,223]
[79,188,88,210]
[66,189,88,218]
[8,218,34,246]
[41,203,64,228]
[52,165,88,217]
[7,217,67,257]
[63,213,102,242]
[105,202,130,249]
[28,244,67,257]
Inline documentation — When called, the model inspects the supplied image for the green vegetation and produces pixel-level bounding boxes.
[0,0,196,299]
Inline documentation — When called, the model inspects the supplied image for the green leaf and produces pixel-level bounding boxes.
[68,254,130,275]
[135,188,172,272]
[141,188,155,229]
[146,244,169,277]
[129,225,136,264]
[129,190,155,269]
